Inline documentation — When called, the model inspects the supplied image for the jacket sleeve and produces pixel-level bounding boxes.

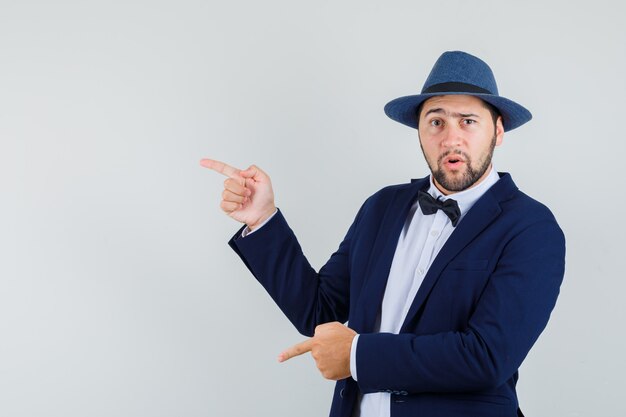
[355,219,566,393]
[228,207,365,337]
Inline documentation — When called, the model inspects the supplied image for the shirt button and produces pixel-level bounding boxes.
[430,230,439,237]
[418,268,424,275]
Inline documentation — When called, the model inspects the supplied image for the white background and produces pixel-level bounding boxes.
[1,1,624,416]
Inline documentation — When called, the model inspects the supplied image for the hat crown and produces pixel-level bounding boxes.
[422,51,499,95]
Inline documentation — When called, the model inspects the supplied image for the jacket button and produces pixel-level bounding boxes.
[340,388,345,398]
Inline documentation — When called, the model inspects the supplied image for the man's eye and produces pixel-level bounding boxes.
[430,119,442,127]
[463,119,476,125]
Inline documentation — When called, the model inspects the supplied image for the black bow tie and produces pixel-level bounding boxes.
[418,190,461,227]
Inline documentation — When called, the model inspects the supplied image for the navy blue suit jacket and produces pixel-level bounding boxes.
[229,173,565,417]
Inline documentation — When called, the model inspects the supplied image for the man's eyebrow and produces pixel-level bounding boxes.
[424,108,445,117]
[423,108,481,118]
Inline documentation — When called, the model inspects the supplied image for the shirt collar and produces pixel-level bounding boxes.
[427,165,500,217]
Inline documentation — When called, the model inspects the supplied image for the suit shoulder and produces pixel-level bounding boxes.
[346,180,419,228]
[363,181,416,207]
[491,174,559,225]
[497,189,564,247]
[503,189,559,224]
[371,181,413,198]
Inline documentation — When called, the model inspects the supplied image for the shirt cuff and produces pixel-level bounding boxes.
[350,334,360,381]
[241,209,278,237]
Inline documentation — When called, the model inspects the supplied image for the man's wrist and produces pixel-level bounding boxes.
[242,208,278,237]
[247,206,277,231]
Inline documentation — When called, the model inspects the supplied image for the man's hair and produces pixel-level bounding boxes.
[416,98,501,128]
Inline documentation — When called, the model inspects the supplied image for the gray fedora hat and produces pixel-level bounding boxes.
[384,51,532,132]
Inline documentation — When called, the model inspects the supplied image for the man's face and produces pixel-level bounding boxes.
[418,95,504,195]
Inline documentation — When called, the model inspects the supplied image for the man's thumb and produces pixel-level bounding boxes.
[240,165,260,179]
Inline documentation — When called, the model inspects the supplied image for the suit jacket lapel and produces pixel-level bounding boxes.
[350,178,428,334]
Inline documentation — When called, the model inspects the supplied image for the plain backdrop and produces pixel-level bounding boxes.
[1,1,625,416]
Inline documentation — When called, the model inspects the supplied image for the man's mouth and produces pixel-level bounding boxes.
[443,155,465,167]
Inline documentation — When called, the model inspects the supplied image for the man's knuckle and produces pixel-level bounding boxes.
[315,324,328,334]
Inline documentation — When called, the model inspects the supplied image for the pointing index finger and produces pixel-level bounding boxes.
[278,339,314,363]
[200,159,242,179]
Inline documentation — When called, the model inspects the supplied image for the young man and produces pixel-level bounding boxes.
[201,51,565,417]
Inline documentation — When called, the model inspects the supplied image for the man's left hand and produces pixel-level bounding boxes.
[278,322,357,381]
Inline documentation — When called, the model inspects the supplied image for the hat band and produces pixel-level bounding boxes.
[423,82,492,95]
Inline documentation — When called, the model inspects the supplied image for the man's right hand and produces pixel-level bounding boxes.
[200,159,276,231]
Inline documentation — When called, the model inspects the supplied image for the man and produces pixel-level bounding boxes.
[201,51,565,417]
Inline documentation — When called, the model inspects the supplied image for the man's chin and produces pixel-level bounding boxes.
[433,171,475,193]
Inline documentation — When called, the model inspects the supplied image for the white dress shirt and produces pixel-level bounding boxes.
[350,167,500,417]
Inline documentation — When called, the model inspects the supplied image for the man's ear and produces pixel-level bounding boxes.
[495,116,504,146]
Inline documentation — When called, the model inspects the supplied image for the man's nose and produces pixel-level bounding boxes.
[440,124,462,148]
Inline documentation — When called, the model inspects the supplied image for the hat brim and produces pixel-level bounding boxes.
[384,92,532,132]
